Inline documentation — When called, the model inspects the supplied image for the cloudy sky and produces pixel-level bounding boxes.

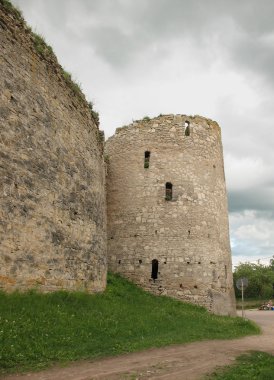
[12,0,274,267]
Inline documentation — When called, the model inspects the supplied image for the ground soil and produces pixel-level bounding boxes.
[5,310,274,380]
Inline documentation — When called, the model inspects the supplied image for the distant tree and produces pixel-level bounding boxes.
[233,262,274,299]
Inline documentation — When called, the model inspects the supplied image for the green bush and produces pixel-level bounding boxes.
[233,262,274,299]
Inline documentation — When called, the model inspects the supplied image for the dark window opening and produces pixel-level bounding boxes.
[165,182,173,201]
[179,283,183,288]
[187,261,190,264]
[155,230,158,234]
[118,260,121,264]
[194,285,198,289]
[144,151,150,169]
[139,259,142,264]
[198,261,201,264]
[151,259,158,280]
[185,121,190,136]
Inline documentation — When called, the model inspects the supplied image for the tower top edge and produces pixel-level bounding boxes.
[108,114,220,141]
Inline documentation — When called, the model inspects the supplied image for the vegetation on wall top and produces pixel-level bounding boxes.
[0,0,100,126]
[0,0,22,20]
[88,102,100,125]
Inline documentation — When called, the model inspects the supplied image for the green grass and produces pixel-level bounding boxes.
[0,273,259,375]
[32,32,54,59]
[207,351,274,379]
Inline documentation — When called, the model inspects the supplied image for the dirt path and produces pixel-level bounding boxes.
[5,310,274,380]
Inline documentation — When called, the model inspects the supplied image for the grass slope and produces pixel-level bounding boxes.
[207,351,274,379]
[0,273,259,374]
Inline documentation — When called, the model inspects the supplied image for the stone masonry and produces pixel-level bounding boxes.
[106,115,236,315]
[0,2,236,315]
[0,3,107,292]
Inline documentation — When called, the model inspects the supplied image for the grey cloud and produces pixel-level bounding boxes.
[14,0,274,83]
[232,246,273,259]
[82,0,274,81]
[228,187,274,213]
[228,35,274,89]
[89,26,141,66]
[255,210,274,220]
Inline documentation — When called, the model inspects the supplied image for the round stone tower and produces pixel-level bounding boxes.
[105,114,236,316]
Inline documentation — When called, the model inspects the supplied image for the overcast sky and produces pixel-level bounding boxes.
[12,0,274,267]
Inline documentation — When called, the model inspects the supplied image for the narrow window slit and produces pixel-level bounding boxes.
[151,259,158,280]
[185,121,190,136]
[165,182,173,201]
[144,151,150,169]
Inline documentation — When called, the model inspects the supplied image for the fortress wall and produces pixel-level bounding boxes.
[0,4,107,292]
[106,115,236,315]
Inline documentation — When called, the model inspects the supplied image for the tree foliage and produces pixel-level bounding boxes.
[233,262,274,299]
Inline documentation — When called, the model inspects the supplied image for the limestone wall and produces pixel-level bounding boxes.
[0,3,107,292]
[106,115,236,315]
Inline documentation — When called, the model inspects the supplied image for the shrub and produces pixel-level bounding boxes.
[233,262,274,299]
